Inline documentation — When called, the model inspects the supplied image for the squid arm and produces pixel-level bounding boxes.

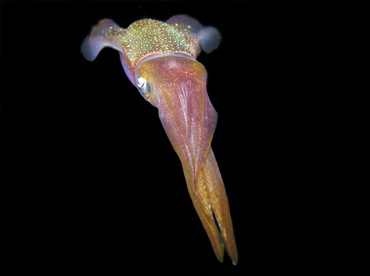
[81,15,238,265]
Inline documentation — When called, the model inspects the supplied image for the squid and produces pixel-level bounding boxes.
[81,15,238,265]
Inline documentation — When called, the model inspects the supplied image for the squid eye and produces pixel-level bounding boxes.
[137,77,152,97]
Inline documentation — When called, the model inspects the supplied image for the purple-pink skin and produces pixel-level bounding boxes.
[81,15,237,265]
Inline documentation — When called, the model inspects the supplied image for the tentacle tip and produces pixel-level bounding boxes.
[218,257,224,264]
[230,253,238,265]
[214,247,225,264]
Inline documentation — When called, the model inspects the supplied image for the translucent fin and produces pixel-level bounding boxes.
[197,26,222,54]
[167,14,222,54]
[81,19,124,61]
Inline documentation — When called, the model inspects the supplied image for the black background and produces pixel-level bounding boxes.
[1,1,369,275]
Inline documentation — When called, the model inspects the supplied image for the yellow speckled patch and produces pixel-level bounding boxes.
[108,19,199,70]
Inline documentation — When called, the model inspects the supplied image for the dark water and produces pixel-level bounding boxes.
[1,1,368,275]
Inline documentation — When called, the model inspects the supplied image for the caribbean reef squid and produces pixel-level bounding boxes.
[81,15,238,265]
